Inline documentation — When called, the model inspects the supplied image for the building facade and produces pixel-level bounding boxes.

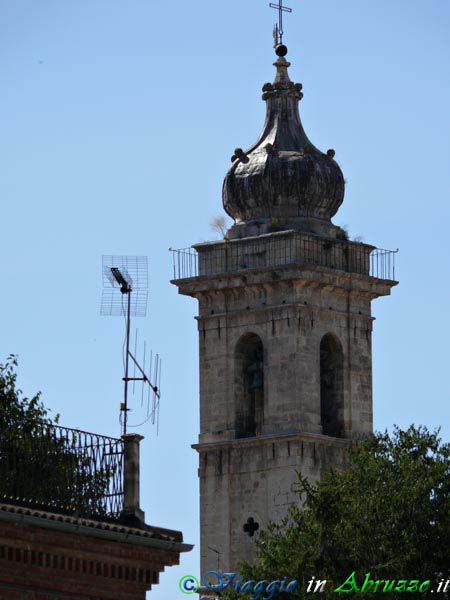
[0,502,189,600]
[172,42,397,573]
[0,425,192,598]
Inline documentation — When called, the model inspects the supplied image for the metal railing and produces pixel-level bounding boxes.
[370,247,397,281]
[0,421,124,519]
[170,234,398,282]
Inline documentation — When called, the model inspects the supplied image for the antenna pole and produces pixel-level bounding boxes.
[102,258,161,437]
[123,289,131,435]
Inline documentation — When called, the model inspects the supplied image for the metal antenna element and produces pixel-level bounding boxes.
[269,0,292,45]
[101,256,161,436]
[101,256,148,317]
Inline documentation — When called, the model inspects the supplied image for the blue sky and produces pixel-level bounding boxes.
[1,0,449,597]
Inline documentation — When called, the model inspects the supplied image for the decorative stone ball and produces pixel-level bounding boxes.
[275,44,288,57]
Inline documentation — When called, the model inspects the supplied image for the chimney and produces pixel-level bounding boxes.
[121,433,145,527]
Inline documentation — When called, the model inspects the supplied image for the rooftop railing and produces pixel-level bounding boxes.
[0,421,124,519]
[170,234,398,282]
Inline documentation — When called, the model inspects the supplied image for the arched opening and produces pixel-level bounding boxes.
[320,333,344,437]
[235,333,264,439]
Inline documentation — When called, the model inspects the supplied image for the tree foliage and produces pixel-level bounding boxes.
[225,426,450,599]
[0,355,112,516]
[0,354,58,429]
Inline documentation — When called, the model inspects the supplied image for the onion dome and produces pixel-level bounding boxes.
[223,45,346,239]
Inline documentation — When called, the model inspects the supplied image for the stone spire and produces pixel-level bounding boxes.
[223,45,346,240]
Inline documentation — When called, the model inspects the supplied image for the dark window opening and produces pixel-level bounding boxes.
[320,333,344,437]
[235,333,264,438]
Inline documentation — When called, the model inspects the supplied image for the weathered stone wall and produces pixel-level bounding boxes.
[196,434,351,572]
[175,233,396,575]
[196,271,375,444]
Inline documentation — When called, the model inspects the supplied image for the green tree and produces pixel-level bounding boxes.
[0,354,57,427]
[224,426,450,599]
[0,355,113,517]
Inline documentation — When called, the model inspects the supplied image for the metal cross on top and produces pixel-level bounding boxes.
[269,0,293,45]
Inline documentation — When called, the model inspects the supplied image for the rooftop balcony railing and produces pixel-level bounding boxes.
[0,421,124,519]
[170,233,398,282]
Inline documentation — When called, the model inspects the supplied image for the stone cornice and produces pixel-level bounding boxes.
[196,300,375,324]
[174,262,397,300]
[192,430,354,452]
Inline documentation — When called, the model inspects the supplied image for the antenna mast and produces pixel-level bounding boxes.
[101,256,161,436]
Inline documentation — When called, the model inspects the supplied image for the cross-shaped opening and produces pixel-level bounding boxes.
[243,517,260,538]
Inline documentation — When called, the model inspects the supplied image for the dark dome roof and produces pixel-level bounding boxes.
[223,50,345,239]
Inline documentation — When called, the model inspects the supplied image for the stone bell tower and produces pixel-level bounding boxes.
[172,41,397,573]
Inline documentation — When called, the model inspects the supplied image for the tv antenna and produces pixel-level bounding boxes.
[101,255,161,436]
